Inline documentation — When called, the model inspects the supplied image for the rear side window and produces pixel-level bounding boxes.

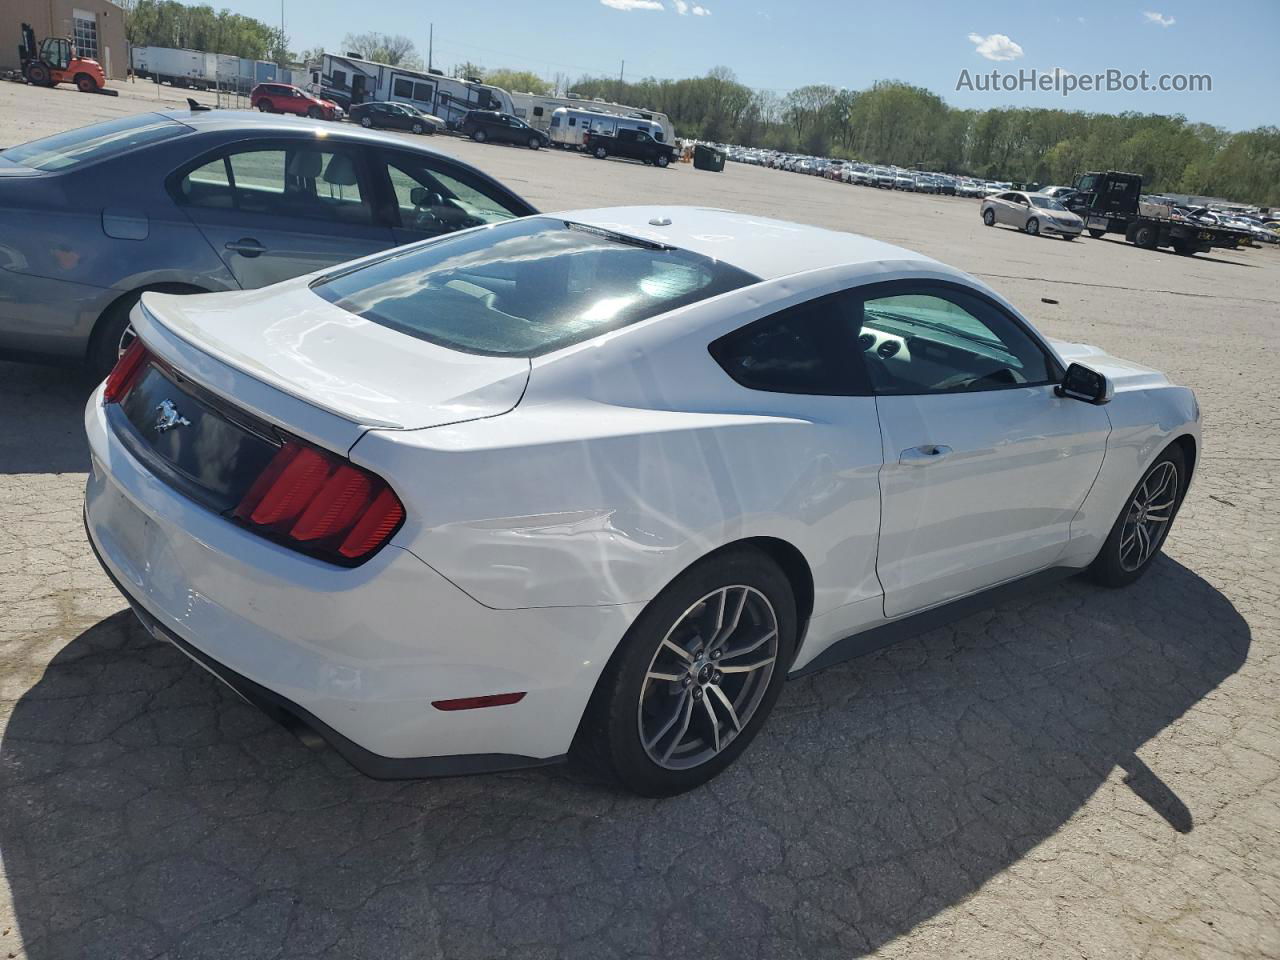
[313,217,759,357]
[710,292,869,396]
[177,146,371,224]
[1,115,186,172]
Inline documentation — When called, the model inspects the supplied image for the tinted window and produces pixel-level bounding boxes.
[314,217,759,357]
[710,292,868,396]
[178,146,370,224]
[1,115,186,172]
[857,287,1056,394]
[393,78,413,98]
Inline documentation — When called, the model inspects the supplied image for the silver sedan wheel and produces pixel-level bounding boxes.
[1119,460,1179,572]
[637,585,779,771]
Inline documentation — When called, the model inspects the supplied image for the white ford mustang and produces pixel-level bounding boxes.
[84,208,1200,795]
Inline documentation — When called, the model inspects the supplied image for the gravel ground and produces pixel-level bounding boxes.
[1,80,1277,960]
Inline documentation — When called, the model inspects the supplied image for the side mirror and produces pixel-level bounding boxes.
[1056,362,1113,405]
[409,186,430,207]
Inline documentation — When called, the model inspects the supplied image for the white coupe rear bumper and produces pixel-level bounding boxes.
[83,389,640,776]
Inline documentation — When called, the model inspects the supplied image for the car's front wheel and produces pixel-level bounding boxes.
[656,153,670,168]
[575,546,795,796]
[528,136,541,150]
[1090,445,1187,587]
[307,106,322,119]
[982,208,995,227]
[1026,217,1040,236]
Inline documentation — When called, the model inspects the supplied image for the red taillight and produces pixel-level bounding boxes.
[103,340,151,403]
[234,441,405,564]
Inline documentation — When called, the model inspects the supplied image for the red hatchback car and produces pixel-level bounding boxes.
[250,83,342,121]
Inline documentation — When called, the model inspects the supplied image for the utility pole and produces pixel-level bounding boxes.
[428,23,434,72]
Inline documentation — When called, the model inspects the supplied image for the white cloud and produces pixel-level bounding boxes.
[691,3,711,14]
[967,32,1025,61]
[600,0,664,10]
[672,0,711,13]
[1143,11,1176,27]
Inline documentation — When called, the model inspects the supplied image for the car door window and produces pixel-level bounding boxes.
[857,286,1057,395]
[380,152,526,236]
[177,146,372,225]
[709,292,869,395]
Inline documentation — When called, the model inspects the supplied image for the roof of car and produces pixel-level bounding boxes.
[552,206,949,282]
[157,109,419,145]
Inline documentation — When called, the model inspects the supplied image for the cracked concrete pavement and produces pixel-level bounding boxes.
[1,82,1278,959]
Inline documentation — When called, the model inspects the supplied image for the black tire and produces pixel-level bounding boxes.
[528,136,541,150]
[412,122,424,135]
[574,546,796,796]
[1133,224,1158,249]
[656,153,669,168]
[594,146,608,159]
[1026,217,1040,236]
[75,73,98,93]
[256,101,271,112]
[1088,229,1106,239]
[1088,444,1187,588]
[88,287,202,382]
[471,129,487,142]
[307,106,322,119]
[1172,238,1196,256]
[1061,233,1076,241]
[359,115,372,127]
[982,208,995,227]
[25,63,52,87]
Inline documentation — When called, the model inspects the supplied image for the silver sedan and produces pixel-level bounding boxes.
[0,110,536,378]
[981,191,1084,239]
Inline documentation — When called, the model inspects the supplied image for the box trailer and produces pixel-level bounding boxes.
[130,46,216,90]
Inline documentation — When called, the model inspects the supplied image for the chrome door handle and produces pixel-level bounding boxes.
[224,238,266,257]
[899,444,953,465]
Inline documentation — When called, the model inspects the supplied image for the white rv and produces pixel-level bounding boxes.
[548,107,666,150]
[311,54,514,128]
[511,92,673,142]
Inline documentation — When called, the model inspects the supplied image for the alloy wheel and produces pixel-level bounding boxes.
[117,324,137,360]
[637,586,779,771]
[1119,460,1179,572]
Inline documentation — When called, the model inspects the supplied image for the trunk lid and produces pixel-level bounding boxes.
[137,283,531,435]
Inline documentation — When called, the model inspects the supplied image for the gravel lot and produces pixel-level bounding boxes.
[1,80,1277,960]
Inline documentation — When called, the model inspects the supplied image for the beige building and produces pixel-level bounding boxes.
[2,0,127,81]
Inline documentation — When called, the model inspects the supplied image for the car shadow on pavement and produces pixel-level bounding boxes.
[0,556,1248,959]
[0,360,94,474]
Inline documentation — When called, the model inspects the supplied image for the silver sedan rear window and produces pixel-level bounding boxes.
[313,217,759,357]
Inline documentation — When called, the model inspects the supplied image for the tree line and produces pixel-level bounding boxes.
[563,69,1279,207]
[118,0,291,64]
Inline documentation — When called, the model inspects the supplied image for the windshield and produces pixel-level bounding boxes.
[1029,195,1068,211]
[313,217,760,357]
[1,114,187,172]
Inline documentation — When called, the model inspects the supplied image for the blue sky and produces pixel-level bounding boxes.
[230,0,1276,129]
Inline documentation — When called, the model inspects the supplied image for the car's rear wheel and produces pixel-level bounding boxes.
[1026,217,1040,236]
[256,101,271,112]
[575,546,795,796]
[471,129,487,142]
[594,146,607,159]
[1133,224,1158,249]
[75,73,97,93]
[982,208,995,227]
[359,115,372,127]
[1089,445,1186,588]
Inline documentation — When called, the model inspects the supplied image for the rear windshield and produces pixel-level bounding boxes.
[313,217,759,357]
[0,114,186,172]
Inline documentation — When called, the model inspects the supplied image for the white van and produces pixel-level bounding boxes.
[548,108,665,149]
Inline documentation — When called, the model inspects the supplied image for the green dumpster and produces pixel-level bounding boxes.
[693,144,726,172]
